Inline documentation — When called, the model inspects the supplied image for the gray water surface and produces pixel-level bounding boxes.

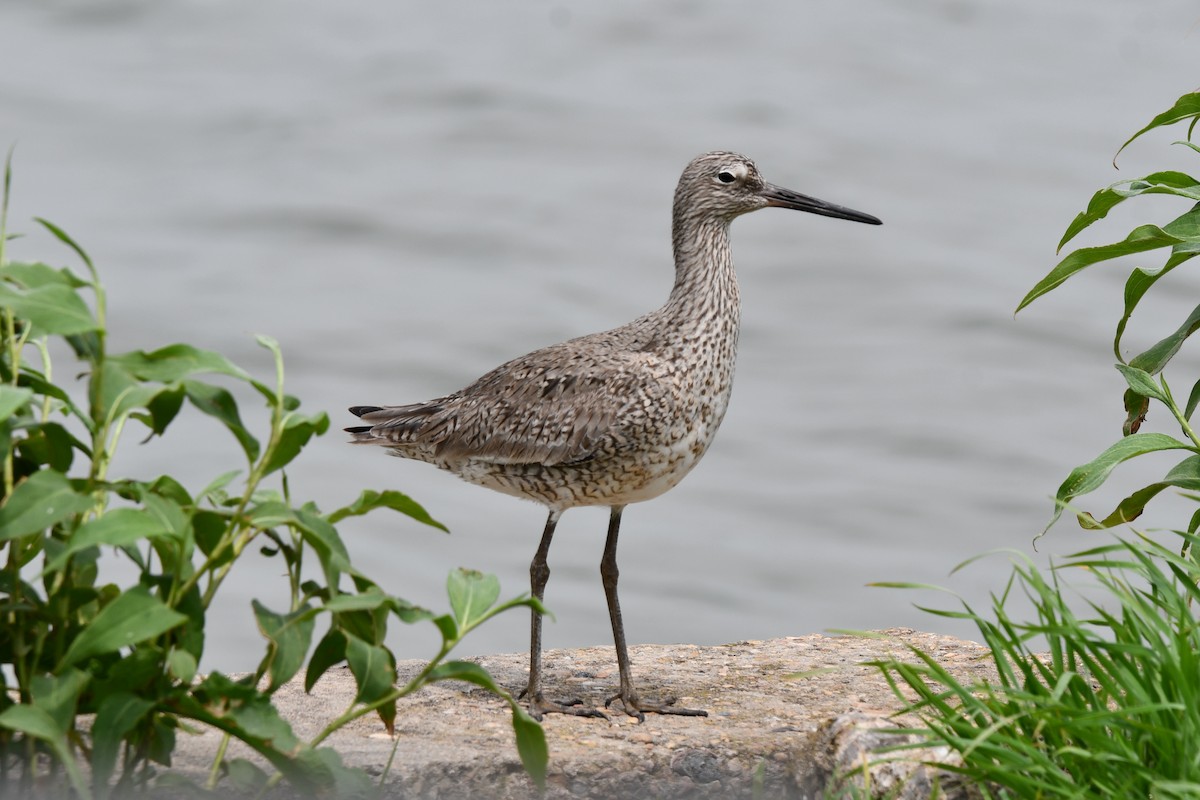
[3,0,1200,670]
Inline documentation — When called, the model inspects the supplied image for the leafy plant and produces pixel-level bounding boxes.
[861,91,1200,799]
[0,155,547,797]
[1016,92,1200,537]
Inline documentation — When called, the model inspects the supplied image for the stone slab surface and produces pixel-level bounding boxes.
[167,629,996,799]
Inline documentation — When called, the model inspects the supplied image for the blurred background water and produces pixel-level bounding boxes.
[2,0,1200,672]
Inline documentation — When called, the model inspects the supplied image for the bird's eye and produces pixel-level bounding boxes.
[716,170,736,184]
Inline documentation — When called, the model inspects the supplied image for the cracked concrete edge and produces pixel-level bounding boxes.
[161,629,998,799]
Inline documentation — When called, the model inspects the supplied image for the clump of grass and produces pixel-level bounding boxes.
[873,535,1200,798]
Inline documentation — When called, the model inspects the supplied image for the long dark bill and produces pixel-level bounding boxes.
[761,183,882,226]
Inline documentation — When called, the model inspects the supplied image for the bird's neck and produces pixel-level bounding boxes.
[665,216,740,327]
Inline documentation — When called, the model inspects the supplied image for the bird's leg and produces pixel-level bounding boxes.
[601,506,708,722]
[523,509,606,720]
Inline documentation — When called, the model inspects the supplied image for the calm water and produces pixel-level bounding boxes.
[3,1,1200,671]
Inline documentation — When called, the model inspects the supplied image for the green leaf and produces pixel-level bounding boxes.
[44,508,175,573]
[1115,364,1166,403]
[184,380,261,463]
[91,692,154,800]
[59,585,188,668]
[225,759,270,794]
[31,669,90,733]
[1114,92,1200,164]
[1079,456,1200,529]
[0,384,32,420]
[0,280,97,335]
[1018,218,1196,313]
[260,410,330,476]
[291,747,373,799]
[305,629,346,694]
[343,633,396,705]
[511,705,548,790]
[1114,243,1200,360]
[426,660,547,788]
[447,568,500,632]
[427,659,505,693]
[0,260,88,290]
[0,470,93,542]
[327,488,448,532]
[253,601,316,692]
[109,343,251,383]
[0,703,65,742]
[1059,171,1200,252]
[1044,433,1199,533]
[1187,378,1200,422]
[1127,303,1200,375]
[167,648,198,683]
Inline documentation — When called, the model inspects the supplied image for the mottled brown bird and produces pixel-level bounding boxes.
[348,151,881,720]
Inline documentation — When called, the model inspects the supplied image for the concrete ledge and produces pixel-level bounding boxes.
[173,629,996,799]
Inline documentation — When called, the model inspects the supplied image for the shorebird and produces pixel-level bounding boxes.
[347,151,881,720]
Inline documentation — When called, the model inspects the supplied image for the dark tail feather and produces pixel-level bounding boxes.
[346,425,373,434]
[349,405,383,418]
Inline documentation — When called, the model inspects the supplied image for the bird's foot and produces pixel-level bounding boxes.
[604,692,708,723]
[521,690,608,721]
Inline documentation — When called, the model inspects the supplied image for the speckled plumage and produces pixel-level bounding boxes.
[348,151,880,719]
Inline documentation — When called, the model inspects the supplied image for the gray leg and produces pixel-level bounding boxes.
[601,505,707,722]
[524,509,605,720]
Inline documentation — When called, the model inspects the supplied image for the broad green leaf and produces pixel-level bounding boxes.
[426,659,548,787]
[59,585,188,668]
[291,747,373,799]
[1018,219,1194,313]
[167,648,198,683]
[260,410,330,476]
[91,692,154,800]
[1114,243,1200,360]
[18,422,82,473]
[253,600,316,692]
[305,629,346,693]
[447,568,500,632]
[291,507,354,577]
[427,659,505,693]
[0,703,65,742]
[432,613,458,642]
[0,384,32,420]
[1115,364,1166,403]
[225,759,270,794]
[0,260,88,290]
[323,592,391,613]
[44,508,174,574]
[109,343,250,383]
[31,669,90,733]
[1081,455,1200,529]
[1059,171,1200,252]
[138,384,185,436]
[1045,433,1198,532]
[1128,303,1200,375]
[344,633,396,704]
[184,380,261,462]
[0,470,93,542]
[327,488,448,532]
[0,703,83,793]
[1114,92,1200,164]
[0,281,96,335]
[173,687,310,787]
[511,705,548,789]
